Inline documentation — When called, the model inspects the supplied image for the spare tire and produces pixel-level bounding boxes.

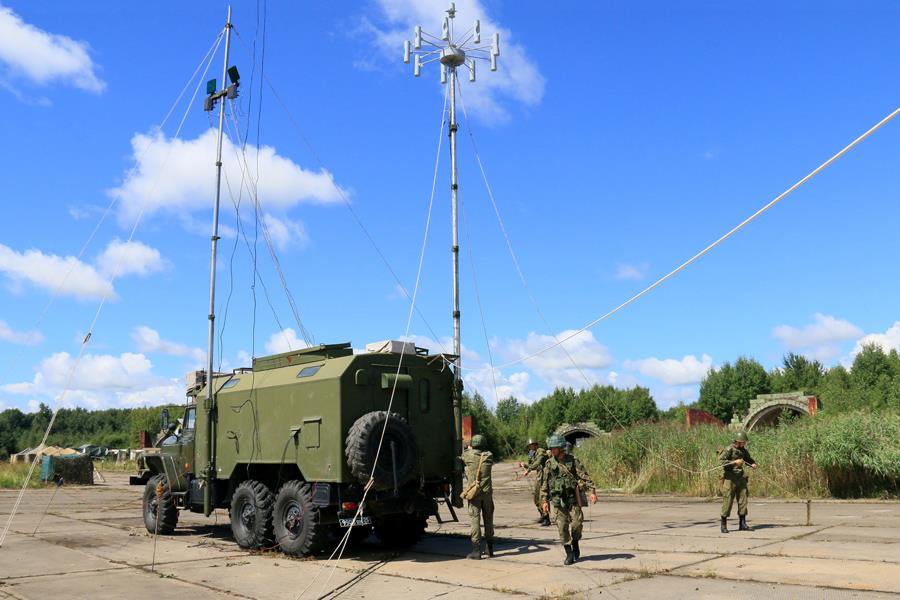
[345,411,419,491]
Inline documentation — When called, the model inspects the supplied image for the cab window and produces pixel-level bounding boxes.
[184,407,196,430]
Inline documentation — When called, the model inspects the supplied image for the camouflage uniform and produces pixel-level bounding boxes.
[525,446,549,518]
[719,444,756,519]
[541,453,595,547]
[461,443,494,554]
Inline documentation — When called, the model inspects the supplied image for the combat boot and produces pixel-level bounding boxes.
[539,514,551,527]
[486,539,494,558]
[572,539,580,561]
[738,516,752,531]
[466,541,482,560]
[720,517,728,533]
[563,545,575,566]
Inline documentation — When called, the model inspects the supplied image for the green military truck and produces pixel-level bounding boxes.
[135,341,462,556]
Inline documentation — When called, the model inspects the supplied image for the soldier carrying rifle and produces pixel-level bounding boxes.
[519,438,551,526]
[540,435,598,565]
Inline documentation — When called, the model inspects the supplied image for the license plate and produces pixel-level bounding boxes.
[339,516,372,527]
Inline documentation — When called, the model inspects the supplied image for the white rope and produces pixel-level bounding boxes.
[224,101,315,346]
[456,105,900,373]
[0,34,223,549]
[0,30,225,389]
[229,28,450,355]
[297,85,448,600]
[455,83,856,477]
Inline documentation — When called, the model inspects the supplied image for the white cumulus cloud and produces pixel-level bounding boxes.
[0,242,113,300]
[0,5,104,93]
[109,129,345,225]
[614,263,648,281]
[494,329,612,390]
[0,351,183,409]
[623,354,713,386]
[0,320,44,346]
[773,313,863,362]
[131,326,205,362]
[263,214,310,250]
[368,0,545,122]
[0,239,166,301]
[773,313,862,349]
[851,321,900,356]
[96,239,167,278]
[264,328,309,355]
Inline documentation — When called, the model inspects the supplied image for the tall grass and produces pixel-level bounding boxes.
[0,462,45,489]
[577,411,899,498]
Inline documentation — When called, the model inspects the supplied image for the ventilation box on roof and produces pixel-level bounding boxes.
[366,340,417,355]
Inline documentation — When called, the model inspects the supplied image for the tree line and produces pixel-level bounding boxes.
[2,343,897,461]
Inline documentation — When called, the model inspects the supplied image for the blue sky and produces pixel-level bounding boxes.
[1,0,900,412]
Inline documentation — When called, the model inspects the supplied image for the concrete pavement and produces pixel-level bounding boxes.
[0,462,896,599]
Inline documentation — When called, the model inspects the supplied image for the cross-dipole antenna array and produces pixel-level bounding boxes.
[403,2,499,505]
[404,2,500,82]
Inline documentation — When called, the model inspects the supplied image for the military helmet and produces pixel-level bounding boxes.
[734,431,749,443]
[546,434,566,449]
[526,438,538,447]
[470,434,486,449]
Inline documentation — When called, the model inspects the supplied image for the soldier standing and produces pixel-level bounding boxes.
[461,434,494,559]
[719,430,758,533]
[540,435,598,565]
[519,438,551,526]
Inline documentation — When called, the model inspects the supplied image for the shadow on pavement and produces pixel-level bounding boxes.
[578,552,636,562]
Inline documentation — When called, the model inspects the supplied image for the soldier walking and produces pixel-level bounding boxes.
[540,435,598,565]
[519,438,550,526]
[460,434,494,559]
[719,430,758,533]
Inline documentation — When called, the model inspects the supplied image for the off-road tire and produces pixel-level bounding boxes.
[143,474,178,534]
[230,480,275,549]
[373,514,427,549]
[345,411,419,491]
[272,480,326,556]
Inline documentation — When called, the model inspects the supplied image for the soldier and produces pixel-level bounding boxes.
[519,438,551,526]
[718,430,758,533]
[460,434,494,559]
[541,434,598,565]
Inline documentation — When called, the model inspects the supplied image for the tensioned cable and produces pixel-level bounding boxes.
[461,197,517,456]
[230,28,449,355]
[455,82,808,477]
[455,105,900,373]
[0,30,225,389]
[296,85,448,600]
[0,34,224,549]
[224,101,315,346]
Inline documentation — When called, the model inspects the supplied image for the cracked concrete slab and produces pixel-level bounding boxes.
[1,462,897,599]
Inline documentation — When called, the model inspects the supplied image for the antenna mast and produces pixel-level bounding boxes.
[201,5,241,517]
[405,2,500,508]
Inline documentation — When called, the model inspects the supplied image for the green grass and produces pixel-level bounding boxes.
[0,462,46,489]
[577,410,899,498]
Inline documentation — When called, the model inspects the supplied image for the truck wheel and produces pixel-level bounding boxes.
[345,411,419,491]
[230,480,275,549]
[143,474,178,534]
[374,514,427,549]
[273,480,325,556]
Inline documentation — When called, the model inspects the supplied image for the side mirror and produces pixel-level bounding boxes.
[160,408,169,431]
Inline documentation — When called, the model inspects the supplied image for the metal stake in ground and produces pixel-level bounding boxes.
[32,476,64,537]
[404,1,501,507]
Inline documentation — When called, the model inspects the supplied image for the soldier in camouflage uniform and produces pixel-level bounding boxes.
[540,435,598,565]
[519,438,551,526]
[460,434,494,559]
[719,430,758,533]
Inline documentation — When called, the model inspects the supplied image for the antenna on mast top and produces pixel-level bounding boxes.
[403,3,500,510]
